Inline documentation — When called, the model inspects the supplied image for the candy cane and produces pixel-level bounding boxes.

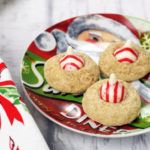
[100,74,125,103]
[59,46,84,71]
[113,40,138,63]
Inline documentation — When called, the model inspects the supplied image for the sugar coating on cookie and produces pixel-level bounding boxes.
[82,78,141,126]
[99,41,150,81]
[44,50,100,94]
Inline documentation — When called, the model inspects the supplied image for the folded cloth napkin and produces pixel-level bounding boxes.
[0,58,49,150]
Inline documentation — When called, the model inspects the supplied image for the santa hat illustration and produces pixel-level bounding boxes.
[34,14,140,55]
[67,15,139,43]
[50,14,140,53]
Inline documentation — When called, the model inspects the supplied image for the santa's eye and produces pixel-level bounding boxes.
[91,36,99,41]
[89,32,102,42]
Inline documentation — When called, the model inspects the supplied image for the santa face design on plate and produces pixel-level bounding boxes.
[35,15,139,63]
[65,15,139,63]
[77,29,121,44]
[76,29,122,57]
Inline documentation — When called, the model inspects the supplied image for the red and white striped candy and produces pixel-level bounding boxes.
[99,74,125,103]
[59,47,84,71]
[113,41,138,63]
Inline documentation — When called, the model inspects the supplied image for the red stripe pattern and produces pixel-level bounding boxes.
[0,81,15,86]
[60,54,84,71]
[113,47,138,64]
[0,62,7,73]
[99,81,125,103]
[0,62,15,87]
[0,95,24,128]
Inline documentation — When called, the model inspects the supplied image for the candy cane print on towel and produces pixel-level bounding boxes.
[0,59,24,128]
[0,58,49,149]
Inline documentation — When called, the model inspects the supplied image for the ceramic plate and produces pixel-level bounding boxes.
[21,13,150,138]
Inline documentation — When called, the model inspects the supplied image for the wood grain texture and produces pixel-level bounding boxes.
[0,0,150,150]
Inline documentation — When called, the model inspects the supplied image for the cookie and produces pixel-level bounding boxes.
[99,41,150,81]
[44,50,100,94]
[82,74,141,126]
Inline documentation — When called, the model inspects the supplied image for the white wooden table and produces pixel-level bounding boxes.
[0,0,150,149]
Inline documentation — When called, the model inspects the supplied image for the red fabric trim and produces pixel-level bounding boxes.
[0,81,15,86]
[0,63,6,73]
[0,95,24,128]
